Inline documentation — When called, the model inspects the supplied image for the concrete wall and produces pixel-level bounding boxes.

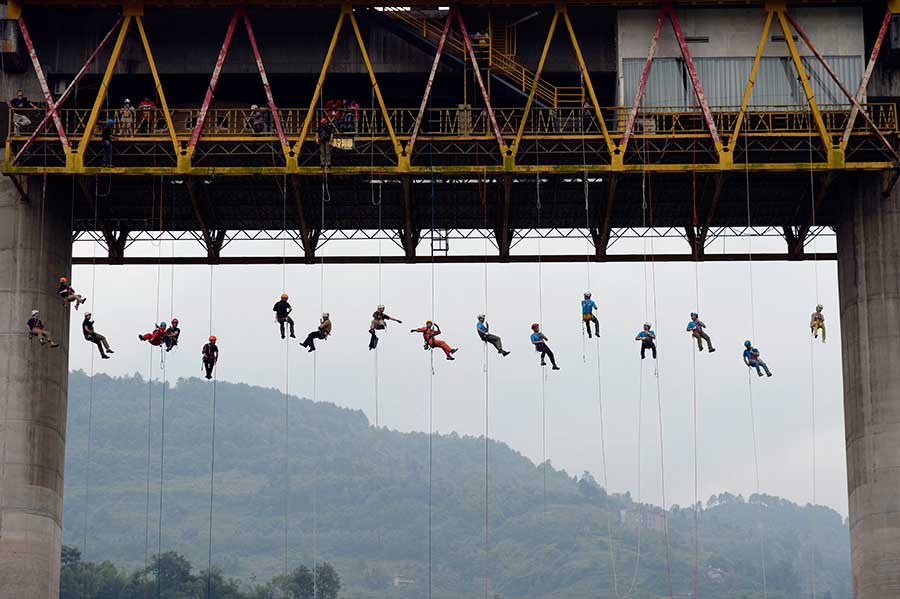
[837,174,900,599]
[0,175,72,599]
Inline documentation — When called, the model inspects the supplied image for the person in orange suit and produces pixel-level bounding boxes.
[410,320,458,360]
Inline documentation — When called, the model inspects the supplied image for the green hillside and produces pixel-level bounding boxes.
[63,371,851,599]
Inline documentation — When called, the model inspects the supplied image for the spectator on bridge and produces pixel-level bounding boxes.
[317,117,336,167]
[82,312,113,359]
[100,118,114,167]
[57,276,87,310]
[165,318,180,352]
[139,322,168,346]
[274,293,296,339]
[348,99,360,131]
[810,304,826,343]
[202,335,219,380]
[369,304,401,350]
[476,314,510,356]
[10,89,37,134]
[687,312,715,352]
[27,310,59,348]
[530,323,559,369]
[411,320,457,360]
[582,292,600,338]
[138,97,156,133]
[301,312,332,352]
[119,99,135,135]
[248,104,269,133]
[635,322,657,360]
[743,340,772,377]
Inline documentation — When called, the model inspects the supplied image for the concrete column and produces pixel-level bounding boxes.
[837,175,900,599]
[0,175,72,599]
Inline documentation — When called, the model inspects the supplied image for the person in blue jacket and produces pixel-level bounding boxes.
[581,292,600,338]
[530,323,560,370]
[686,312,715,352]
[742,340,772,377]
[476,314,510,356]
[635,322,657,359]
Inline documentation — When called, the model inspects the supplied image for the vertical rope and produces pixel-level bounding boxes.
[806,109,819,599]
[155,179,167,599]
[204,264,217,599]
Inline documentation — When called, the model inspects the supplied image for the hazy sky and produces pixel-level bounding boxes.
[68,234,847,516]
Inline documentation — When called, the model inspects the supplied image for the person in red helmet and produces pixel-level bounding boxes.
[139,322,168,346]
[57,276,86,310]
[165,318,181,352]
[410,320,458,360]
[273,293,295,339]
[202,335,219,380]
[530,323,560,370]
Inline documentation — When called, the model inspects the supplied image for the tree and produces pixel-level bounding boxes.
[315,563,340,599]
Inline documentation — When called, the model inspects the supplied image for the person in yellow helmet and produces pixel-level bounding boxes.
[273,293,295,339]
[411,320,457,360]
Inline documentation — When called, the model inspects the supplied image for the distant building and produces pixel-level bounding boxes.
[392,574,415,588]
[620,508,666,533]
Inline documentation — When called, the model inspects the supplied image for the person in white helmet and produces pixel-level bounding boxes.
[810,304,826,343]
[581,291,600,338]
[301,312,332,352]
[119,98,135,135]
[369,304,402,350]
[476,314,510,356]
[27,309,59,348]
[635,322,657,359]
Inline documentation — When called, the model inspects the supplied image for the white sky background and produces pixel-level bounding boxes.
[69,234,847,517]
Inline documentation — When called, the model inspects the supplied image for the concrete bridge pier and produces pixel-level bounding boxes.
[0,175,71,599]
[837,174,900,599]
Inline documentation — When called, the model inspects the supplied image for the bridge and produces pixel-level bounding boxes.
[0,0,898,597]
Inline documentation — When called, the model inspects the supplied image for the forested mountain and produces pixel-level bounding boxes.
[63,371,850,599]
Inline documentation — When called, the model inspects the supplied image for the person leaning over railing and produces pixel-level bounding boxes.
[10,89,37,134]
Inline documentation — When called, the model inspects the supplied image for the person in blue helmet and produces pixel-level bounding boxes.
[742,340,772,377]
[686,312,715,352]
[635,322,657,359]
[581,292,600,338]
[100,118,114,166]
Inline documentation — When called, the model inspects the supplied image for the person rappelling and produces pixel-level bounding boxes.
[301,312,332,352]
[635,322,657,359]
[82,312,113,359]
[686,312,715,352]
[581,292,600,338]
[742,340,772,377]
[810,304,826,343]
[58,276,87,311]
[369,304,402,350]
[411,320,458,360]
[27,309,59,348]
[476,314,510,356]
[138,322,168,346]
[530,323,560,370]
[274,293,296,339]
[165,318,180,352]
[202,335,219,380]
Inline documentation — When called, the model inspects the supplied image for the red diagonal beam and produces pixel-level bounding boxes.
[841,8,891,148]
[456,11,505,151]
[784,10,899,163]
[187,8,239,154]
[13,15,124,165]
[407,6,454,157]
[620,7,664,151]
[17,15,70,149]
[241,8,288,151]
[667,8,722,149]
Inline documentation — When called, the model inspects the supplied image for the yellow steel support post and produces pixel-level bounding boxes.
[291,10,345,166]
[135,17,180,166]
[729,10,772,154]
[74,14,132,171]
[562,7,614,157]
[347,6,403,167]
[510,8,558,158]
[7,0,22,19]
[775,10,836,165]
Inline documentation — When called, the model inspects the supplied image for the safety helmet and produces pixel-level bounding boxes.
[171,318,178,325]
[531,323,539,331]
[107,118,114,125]
[377,304,385,311]
[209,335,217,342]
[322,312,329,319]
[690,312,698,318]
[584,292,591,298]
[477,314,486,320]
[816,304,823,311]
[744,340,752,347]
[59,276,68,283]
[426,320,433,325]
[85,312,92,317]
[643,322,652,329]
[159,322,167,328]
[250,104,259,110]
[31,309,39,316]
[281,293,289,300]
[124,98,131,104]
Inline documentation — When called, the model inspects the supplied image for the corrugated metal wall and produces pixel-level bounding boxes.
[621,55,862,108]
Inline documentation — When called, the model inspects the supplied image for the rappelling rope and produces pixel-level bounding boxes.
[204,263,217,599]
[690,141,701,599]
[806,109,819,599]
[155,178,169,599]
